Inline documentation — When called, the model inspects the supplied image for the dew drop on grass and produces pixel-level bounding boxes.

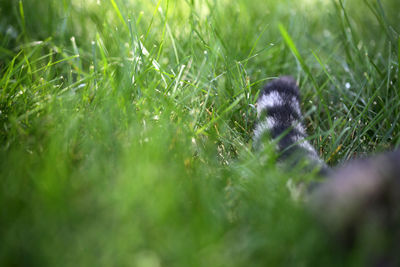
[77,83,86,89]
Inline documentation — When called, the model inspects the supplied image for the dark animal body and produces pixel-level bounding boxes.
[254,77,400,266]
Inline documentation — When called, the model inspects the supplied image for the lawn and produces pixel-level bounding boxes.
[1,0,399,266]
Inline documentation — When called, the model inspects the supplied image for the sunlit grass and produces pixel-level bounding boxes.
[1,0,399,266]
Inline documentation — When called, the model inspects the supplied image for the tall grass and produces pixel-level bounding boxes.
[1,0,399,266]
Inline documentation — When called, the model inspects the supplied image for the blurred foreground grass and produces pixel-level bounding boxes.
[1,0,399,266]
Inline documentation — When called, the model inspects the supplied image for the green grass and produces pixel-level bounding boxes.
[1,0,399,266]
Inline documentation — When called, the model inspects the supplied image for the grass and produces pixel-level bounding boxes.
[0,0,399,266]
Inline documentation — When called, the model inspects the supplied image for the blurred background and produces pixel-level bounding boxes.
[1,0,399,266]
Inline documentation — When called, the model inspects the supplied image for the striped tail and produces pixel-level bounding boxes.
[254,76,327,174]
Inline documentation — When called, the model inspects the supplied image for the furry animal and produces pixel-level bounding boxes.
[254,76,400,266]
[253,76,328,175]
